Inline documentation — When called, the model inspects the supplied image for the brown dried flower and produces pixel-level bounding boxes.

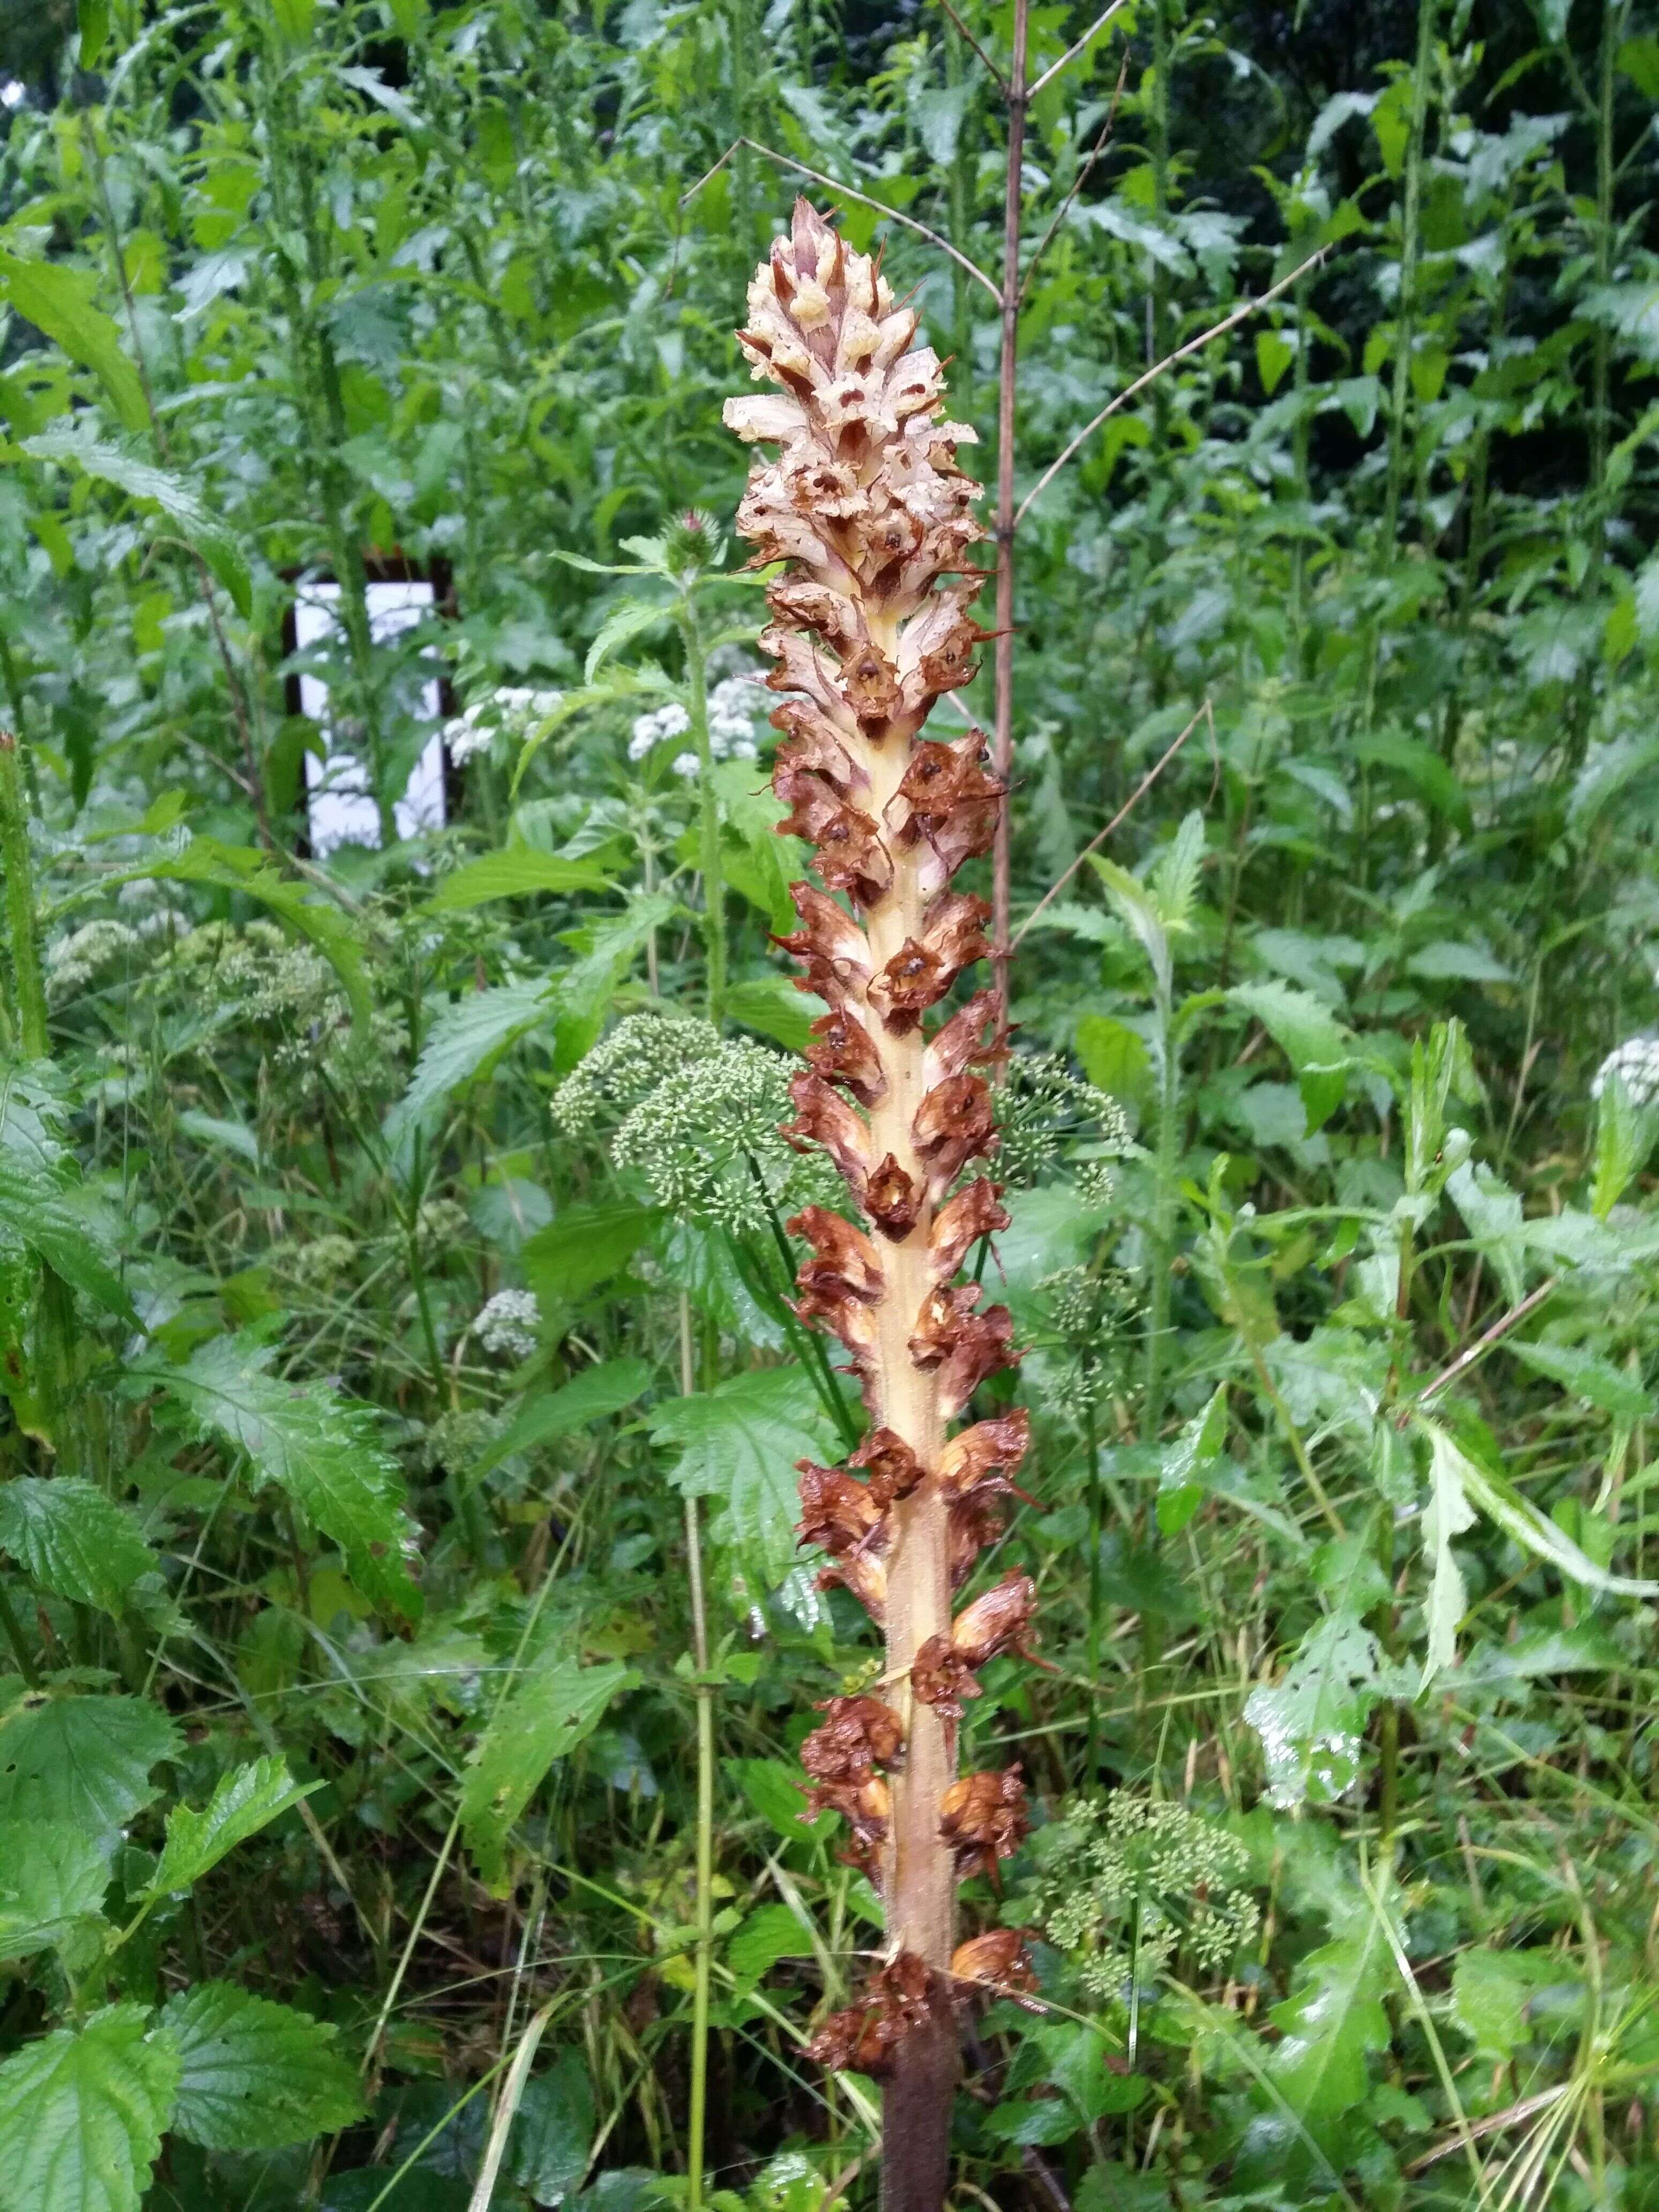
[939,1766,1028,1877]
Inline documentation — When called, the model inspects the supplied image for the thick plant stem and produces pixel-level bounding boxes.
[990,0,1028,1013]
[1143,999,1179,1443]
[728,201,1037,2212]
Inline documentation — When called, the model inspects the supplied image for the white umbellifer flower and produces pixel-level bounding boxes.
[446,687,563,766]
[672,751,700,780]
[628,701,692,761]
[474,1288,541,1361]
[1592,1035,1659,1109]
[44,920,140,996]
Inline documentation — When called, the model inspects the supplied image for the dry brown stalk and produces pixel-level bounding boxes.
[724,201,1037,2212]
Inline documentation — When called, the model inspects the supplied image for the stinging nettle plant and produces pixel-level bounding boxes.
[723,200,1040,2211]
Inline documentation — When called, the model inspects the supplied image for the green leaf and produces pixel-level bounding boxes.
[78,0,112,67]
[1421,1422,1476,1683]
[1228,981,1351,1133]
[1262,1929,1390,2149]
[1449,1947,1567,2059]
[22,431,252,618]
[1074,1012,1152,1118]
[471,1358,654,1480]
[520,1201,663,1310]
[429,850,614,913]
[506,2048,595,2206]
[1509,1341,1651,1424]
[1352,731,1472,834]
[649,1367,840,1583]
[1089,856,1172,1001]
[0,2007,178,2212]
[0,1478,156,1615]
[1244,1614,1406,1807]
[0,1693,178,1847]
[146,1755,317,1898]
[1418,1420,1659,1598]
[385,981,556,1159]
[1591,1070,1654,1219]
[726,1902,813,1986]
[0,1820,111,1960]
[0,251,147,435]
[140,1333,423,1624]
[460,1659,634,1895]
[585,598,671,683]
[725,974,822,1054]
[0,1063,135,1321]
[159,1983,364,2151]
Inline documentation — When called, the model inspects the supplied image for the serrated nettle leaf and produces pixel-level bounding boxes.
[1227,982,1351,1134]
[584,597,672,683]
[159,1983,364,2151]
[428,850,614,912]
[0,1061,135,1321]
[520,1201,663,1310]
[0,1820,112,1960]
[0,252,148,434]
[725,1902,814,1986]
[1449,1946,1572,2059]
[0,1478,156,1615]
[648,1366,840,1583]
[1416,1420,1659,1600]
[460,1659,636,1895]
[146,1755,318,1898]
[470,1356,654,1479]
[1246,1614,1408,1809]
[1591,1071,1655,1219]
[0,1693,179,1847]
[385,980,556,1161]
[138,1333,423,1624]
[0,2005,179,2212]
[21,431,252,617]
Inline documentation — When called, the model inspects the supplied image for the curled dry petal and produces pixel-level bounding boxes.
[908,1283,984,1370]
[770,705,865,795]
[924,988,1003,1092]
[951,1572,1037,1667]
[783,1072,871,1198]
[796,1462,884,1557]
[911,1072,998,1200]
[918,1298,1018,1421]
[939,1766,1028,1876]
[806,1007,887,1107]
[864,1152,921,1239]
[775,773,893,907]
[801,1693,906,1783]
[890,734,1003,895]
[805,1952,946,2079]
[910,1633,981,1719]
[866,893,991,1034]
[950,1929,1038,2002]
[850,1424,928,1508]
[939,1408,1034,1504]
[949,1493,1006,1587]
[817,1547,887,1624]
[929,1178,1010,1284]
[773,884,871,1008]
[790,1206,884,1304]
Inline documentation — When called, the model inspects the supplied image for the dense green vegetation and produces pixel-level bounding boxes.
[1,1,1658,2207]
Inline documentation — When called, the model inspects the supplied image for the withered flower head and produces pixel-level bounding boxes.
[806,1006,887,1107]
[923,988,1004,1093]
[783,1072,871,1197]
[802,1694,906,1783]
[939,1408,1035,1503]
[817,1548,887,1625]
[796,1463,883,1557]
[790,1206,885,1303]
[939,1766,1028,1877]
[805,1952,946,2079]
[864,1153,921,1239]
[951,1572,1038,1667]
[910,1632,982,1719]
[950,1928,1040,2002]
[949,1492,1007,1587]
[929,1178,1010,1286]
[913,1072,999,1200]
[849,1424,928,1508]
[773,884,872,1007]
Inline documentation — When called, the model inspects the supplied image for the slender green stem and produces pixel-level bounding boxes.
[1143,992,1179,1443]
[679,1292,715,2212]
[681,600,726,1029]
[0,734,48,1059]
[1085,1385,1103,1777]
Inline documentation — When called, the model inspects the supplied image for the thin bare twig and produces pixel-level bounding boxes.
[1013,700,1211,946]
[1417,1275,1561,1406]
[1015,247,1328,525]
[934,0,1010,93]
[1028,0,1133,99]
[681,138,1003,308]
[1020,55,1130,308]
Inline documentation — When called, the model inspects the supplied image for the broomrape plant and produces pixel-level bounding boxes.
[722,200,1040,2211]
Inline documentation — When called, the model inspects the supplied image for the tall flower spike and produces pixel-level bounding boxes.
[726,201,1035,2212]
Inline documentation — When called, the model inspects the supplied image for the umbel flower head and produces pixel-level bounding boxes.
[726,201,1034,2199]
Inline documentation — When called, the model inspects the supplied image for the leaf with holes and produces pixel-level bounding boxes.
[0,1693,179,1848]
[0,2005,179,2212]
[0,1479,156,1616]
[158,1983,363,2151]
[1245,1615,1407,1809]
[0,1820,111,1961]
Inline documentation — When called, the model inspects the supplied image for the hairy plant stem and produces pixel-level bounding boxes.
[0,734,48,1060]
[990,0,1029,1012]
[1085,1386,1103,1775]
[1142,993,1179,1444]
